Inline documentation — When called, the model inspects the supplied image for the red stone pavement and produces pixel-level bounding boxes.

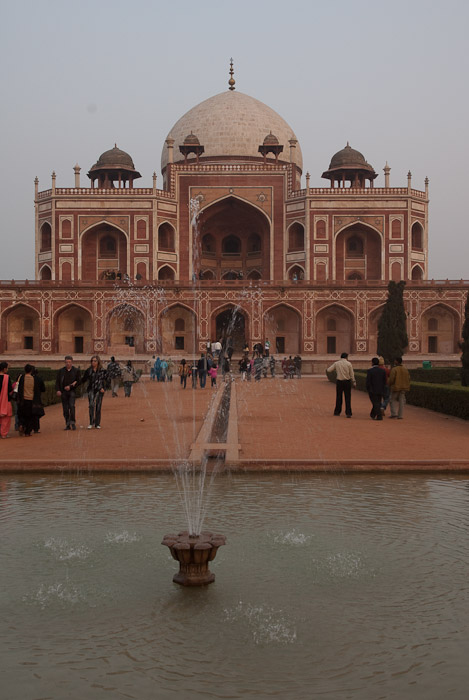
[1,377,468,471]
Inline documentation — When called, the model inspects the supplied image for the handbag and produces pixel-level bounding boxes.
[32,404,45,418]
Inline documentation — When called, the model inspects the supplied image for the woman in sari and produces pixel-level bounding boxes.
[0,361,13,439]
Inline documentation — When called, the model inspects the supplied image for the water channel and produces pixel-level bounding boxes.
[1,472,468,699]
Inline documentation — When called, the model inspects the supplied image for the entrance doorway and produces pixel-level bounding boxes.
[215,308,246,353]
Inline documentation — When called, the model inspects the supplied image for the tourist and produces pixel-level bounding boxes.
[166,358,174,382]
[247,356,253,381]
[269,355,276,377]
[281,357,288,379]
[121,360,137,398]
[17,364,44,436]
[56,355,81,431]
[366,357,387,421]
[149,355,156,381]
[191,360,198,388]
[0,361,13,439]
[388,357,411,419]
[239,356,248,381]
[264,338,270,357]
[243,342,249,356]
[208,363,218,387]
[31,367,46,434]
[178,359,189,389]
[227,344,234,361]
[287,356,296,379]
[107,356,121,397]
[294,354,302,378]
[327,352,356,418]
[197,353,208,388]
[379,356,391,415]
[154,357,162,382]
[160,358,168,382]
[212,339,222,359]
[262,354,269,378]
[81,355,107,429]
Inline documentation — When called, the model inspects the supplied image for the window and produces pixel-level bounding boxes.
[100,236,116,258]
[428,336,438,353]
[347,236,363,256]
[175,336,184,350]
[24,336,34,350]
[222,236,241,254]
[74,336,84,353]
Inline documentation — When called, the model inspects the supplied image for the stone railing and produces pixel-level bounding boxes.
[289,187,426,199]
[37,187,174,200]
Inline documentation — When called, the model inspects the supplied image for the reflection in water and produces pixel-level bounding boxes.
[1,473,469,699]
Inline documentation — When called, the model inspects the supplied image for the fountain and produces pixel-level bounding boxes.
[161,530,226,586]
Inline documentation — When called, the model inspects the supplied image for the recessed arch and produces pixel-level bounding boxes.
[420,303,460,354]
[158,221,176,252]
[212,304,249,353]
[335,222,383,281]
[40,221,52,251]
[411,264,424,280]
[107,303,145,353]
[316,303,355,355]
[80,221,129,281]
[198,193,272,224]
[2,303,40,353]
[54,303,93,355]
[264,303,301,354]
[288,264,304,280]
[411,221,424,250]
[287,221,305,252]
[158,264,176,280]
[39,265,52,280]
[159,303,196,354]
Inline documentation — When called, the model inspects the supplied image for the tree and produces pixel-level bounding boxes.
[460,291,469,386]
[377,281,408,363]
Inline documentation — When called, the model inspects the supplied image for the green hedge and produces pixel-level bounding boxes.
[409,367,461,384]
[327,370,469,420]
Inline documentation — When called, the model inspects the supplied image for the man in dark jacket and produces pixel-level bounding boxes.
[56,355,81,430]
[366,357,387,421]
[197,353,208,388]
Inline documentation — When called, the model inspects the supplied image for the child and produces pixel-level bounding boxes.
[208,364,217,388]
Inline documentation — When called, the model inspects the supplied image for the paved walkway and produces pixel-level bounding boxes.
[1,377,468,471]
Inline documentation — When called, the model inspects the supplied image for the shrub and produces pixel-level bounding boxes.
[409,368,461,384]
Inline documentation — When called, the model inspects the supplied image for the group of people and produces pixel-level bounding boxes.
[0,361,46,438]
[148,357,175,383]
[327,352,411,420]
[56,355,138,430]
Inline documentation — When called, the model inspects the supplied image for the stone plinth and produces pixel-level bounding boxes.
[161,531,226,586]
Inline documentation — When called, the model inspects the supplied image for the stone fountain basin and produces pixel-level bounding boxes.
[162,531,226,585]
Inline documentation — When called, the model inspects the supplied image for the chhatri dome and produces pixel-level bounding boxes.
[161,63,302,172]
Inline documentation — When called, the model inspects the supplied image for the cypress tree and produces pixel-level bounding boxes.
[460,291,469,386]
[377,281,409,363]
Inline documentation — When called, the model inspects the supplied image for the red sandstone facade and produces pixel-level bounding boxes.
[0,84,467,362]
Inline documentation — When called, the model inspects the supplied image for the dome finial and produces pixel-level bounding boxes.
[228,58,236,91]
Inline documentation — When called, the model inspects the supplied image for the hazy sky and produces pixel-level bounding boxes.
[1,0,468,280]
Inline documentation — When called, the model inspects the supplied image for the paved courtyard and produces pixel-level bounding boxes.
[1,377,468,471]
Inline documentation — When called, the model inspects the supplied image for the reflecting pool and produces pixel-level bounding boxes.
[1,473,468,699]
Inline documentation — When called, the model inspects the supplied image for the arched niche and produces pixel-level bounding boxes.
[108,304,145,353]
[160,305,196,354]
[158,222,175,252]
[421,304,459,354]
[81,223,127,281]
[316,304,354,355]
[55,304,93,355]
[288,265,304,280]
[367,305,386,355]
[40,222,51,252]
[136,261,147,281]
[411,265,424,281]
[264,304,301,355]
[3,304,40,353]
[200,269,215,280]
[198,196,270,279]
[391,261,402,282]
[212,305,249,353]
[40,265,52,280]
[247,269,261,280]
[412,222,423,250]
[335,224,382,281]
[288,222,304,252]
[158,265,175,281]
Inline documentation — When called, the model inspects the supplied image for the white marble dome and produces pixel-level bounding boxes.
[161,90,302,172]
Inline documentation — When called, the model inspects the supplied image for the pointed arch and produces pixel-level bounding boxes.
[39,265,52,280]
[264,302,301,354]
[334,221,383,281]
[2,303,41,353]
[159,303,197,354]
[79,220,129,281]
[198,193,272,223]
[107,303,145,353]
[54,303,93,355]
[420,302,460,354]
[316,303,355,355]
[411,264,424,281]
[158,264,176,280]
